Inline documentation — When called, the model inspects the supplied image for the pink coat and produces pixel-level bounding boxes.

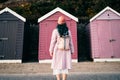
[49,29,74,69]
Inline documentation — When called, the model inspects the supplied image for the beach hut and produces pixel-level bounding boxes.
[90,6,120,62]
[0,7,26,63]
[38,7,78,63]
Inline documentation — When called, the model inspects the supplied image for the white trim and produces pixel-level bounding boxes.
[38,7,78,23]
[39,59,77,63]
[90,6,120,22]
[39,59,52,63]
[72,59,78,63]
[0,60,22,63]
[94,58,120,62]
[0,7,26,22]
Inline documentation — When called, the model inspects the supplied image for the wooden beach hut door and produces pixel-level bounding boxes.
[39,21,57,59]
[97,20,120,58]
[0,21,17,59]
[110,20,120,58]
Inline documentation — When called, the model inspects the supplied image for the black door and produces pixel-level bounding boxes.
[0,20,17,59]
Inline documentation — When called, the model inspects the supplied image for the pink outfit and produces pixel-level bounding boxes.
[49,29,74,70]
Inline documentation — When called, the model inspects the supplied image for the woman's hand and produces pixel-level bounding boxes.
[50,53,53,57]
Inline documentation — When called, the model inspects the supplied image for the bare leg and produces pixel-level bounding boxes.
[62,74,67,80]
[56,74,61,80]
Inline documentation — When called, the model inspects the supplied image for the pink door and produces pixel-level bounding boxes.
[46,21,57,59]
[97,20,120,58]
[39,23,48,59]
[97,20,113,58]
[110,20,120,58]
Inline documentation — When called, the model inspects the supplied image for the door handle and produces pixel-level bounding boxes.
[109,39,116,42]
[0,38,8,41]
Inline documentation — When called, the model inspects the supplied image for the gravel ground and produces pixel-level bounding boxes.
[0,62,120,75]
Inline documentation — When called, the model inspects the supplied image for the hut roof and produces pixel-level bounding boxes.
[0,7,26,22]
[90,6,120,22]
[38,7,78,23]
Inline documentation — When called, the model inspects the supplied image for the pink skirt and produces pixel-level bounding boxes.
[51,50,72,70]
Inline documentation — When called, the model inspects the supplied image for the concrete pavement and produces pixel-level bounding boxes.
[0,62,120,74]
